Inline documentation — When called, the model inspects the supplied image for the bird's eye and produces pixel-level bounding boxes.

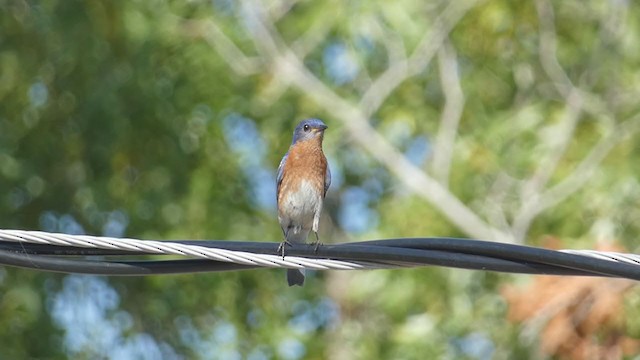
[303,124,310,132]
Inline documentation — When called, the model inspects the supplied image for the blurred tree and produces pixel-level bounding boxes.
[1,0,640,358]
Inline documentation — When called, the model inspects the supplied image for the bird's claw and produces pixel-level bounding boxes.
[278,240,292,259]
[312,241,322,253]
[312,232,322,253]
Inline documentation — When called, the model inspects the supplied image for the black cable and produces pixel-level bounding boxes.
[345,238,640,280]
[0,238,637,279]
[0,243,592,277]
[0,248,259,275]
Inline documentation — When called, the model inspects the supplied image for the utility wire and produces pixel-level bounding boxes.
[0,230,638,280]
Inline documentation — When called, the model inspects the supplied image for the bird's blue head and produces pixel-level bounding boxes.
[291,118,328,144]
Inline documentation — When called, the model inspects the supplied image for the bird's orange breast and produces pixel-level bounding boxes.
[277,139,327,205]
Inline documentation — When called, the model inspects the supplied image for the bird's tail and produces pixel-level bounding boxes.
[287,269,305,286]
[284,228,309,286]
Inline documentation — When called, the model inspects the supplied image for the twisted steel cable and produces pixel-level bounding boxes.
[0,230,638,280]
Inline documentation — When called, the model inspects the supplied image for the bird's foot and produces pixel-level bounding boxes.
[278,240,292,259]
[312,232,322,253]
[312,241,323,253]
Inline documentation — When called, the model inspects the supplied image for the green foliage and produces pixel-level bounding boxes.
[1,0,639,358]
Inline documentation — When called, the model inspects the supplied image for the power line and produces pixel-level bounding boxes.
[0,230,638,280]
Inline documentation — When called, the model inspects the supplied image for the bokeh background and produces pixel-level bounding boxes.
[2,0,640,359]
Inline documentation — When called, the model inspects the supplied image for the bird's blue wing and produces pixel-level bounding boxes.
[276,152,288,203]
[324,163,331,197]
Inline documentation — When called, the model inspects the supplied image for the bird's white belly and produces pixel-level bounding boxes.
[280,180,321,232]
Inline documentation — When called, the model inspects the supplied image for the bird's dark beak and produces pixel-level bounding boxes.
[315,124,328,131]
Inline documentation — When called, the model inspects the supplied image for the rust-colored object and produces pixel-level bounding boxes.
[501,240,639,359]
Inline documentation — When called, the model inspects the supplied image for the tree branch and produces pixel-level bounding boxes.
[522,90,583,199]
[198,1,640,247]
[534,0,605,116]
[522,0,585,198]
[431,40,465,185]
[510,0,586,239]
[239,0,510,242]
[512,113,640,241]
[358,0,478,117]
[181,19,262,76]
[291,15,336,60]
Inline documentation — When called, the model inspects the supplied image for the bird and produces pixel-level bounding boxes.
[276,118,331,286]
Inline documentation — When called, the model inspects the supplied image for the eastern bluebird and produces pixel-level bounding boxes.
[276,118,331,286]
